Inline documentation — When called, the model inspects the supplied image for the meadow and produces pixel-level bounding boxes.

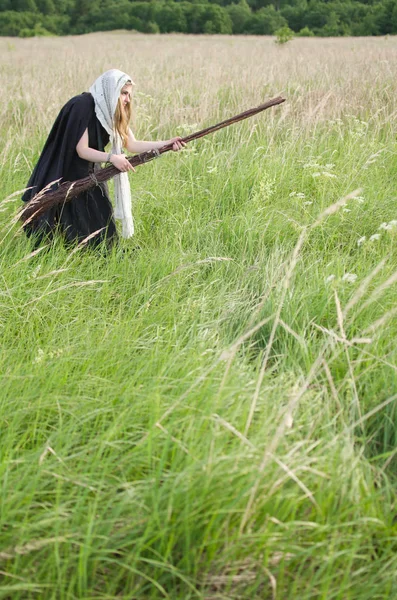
[1,32,397,599]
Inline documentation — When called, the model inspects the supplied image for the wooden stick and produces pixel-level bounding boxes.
[20,96,285,224]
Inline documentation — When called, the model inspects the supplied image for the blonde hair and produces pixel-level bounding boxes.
[114,94,132,148]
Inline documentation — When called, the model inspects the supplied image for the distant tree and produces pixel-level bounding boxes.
[246,0,274,11]
[128,1,157,25]
[35,0,56,15]
[184,2,232,33]
[74,1,131,33]
[391,4,397,33]
[0,10,36,34]
[280,4,308,32]
[244,5,287,34]
[13,0,38,12]
[129,15,144,31]
[208,0,241,6]
[154,3,187,32]
[143,20,160,33]
[318,11,342,36]
[354,13,381,34]
[70,0,95,27]
[303,0,330,30]
[227,0,251,33]
[42,12,70,33]
[247,0,302,11]
[2,0,397,38]
[52,0,74,14]
[373,0,396,34]
[19,22,52,36]
[203,4,233,33]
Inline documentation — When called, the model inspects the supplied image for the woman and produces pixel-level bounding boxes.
[22,69,184,247]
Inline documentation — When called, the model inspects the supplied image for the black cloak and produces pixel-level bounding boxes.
[22,92,117,247]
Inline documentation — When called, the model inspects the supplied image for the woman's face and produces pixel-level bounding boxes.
[120,84,133,107]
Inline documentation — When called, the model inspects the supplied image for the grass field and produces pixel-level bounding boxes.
[1,32,397,599]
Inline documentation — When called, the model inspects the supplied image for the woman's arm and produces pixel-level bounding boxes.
[126,129,185,154]
[76,129,134,172]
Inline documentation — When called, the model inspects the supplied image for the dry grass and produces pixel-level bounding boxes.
[2,33,397,149]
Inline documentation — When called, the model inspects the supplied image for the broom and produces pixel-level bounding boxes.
[20,96,286,224]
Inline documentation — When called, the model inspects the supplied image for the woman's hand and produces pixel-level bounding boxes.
[110,154,135,173]
[168,137,186,152]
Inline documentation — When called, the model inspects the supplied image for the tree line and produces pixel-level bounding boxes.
[1,0,397,38]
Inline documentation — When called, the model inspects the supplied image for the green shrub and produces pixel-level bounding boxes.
[18,23,52,36]
[275,25,294,44]
[143,20,160,34]
[18,27,34,36]
[297,26,314,37]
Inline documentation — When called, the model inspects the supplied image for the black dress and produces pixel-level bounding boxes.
[22,92,117,247]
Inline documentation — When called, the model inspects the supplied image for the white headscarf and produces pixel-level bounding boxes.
[90,69,135,238]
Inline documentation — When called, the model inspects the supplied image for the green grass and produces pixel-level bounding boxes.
[1,47,397,600]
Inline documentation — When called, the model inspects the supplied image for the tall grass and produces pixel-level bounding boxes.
[1,33,397,599]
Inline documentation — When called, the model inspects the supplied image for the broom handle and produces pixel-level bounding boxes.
[108,96,285,174]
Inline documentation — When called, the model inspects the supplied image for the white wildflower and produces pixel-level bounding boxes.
[312,171,336,179]
[290,191,306,199]
[357,236,366,246]
[378,220,397,231]
[254,173,276,201]
[380,221,397,231]
[303,201,313,206]
[343,208,351,213]
[342,273,357,283]
[33,348,45,364]
[303,161,321,169]
[325,274,336,283]
[379,220,397,231]
[176,123,198,135]
[351,118,368,139]
[369,233,381,241]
